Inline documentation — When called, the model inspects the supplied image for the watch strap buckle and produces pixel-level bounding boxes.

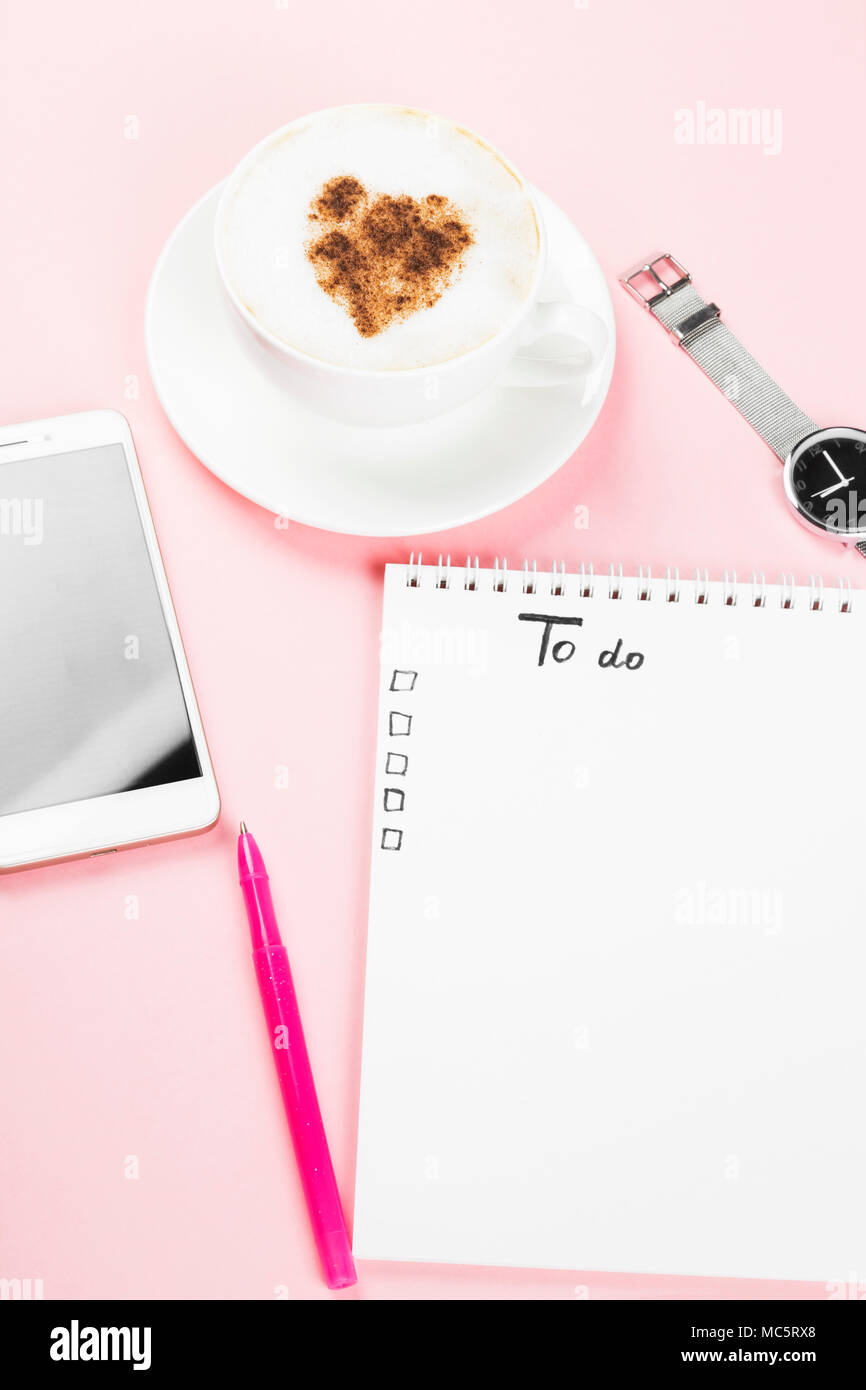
[619,253,691,310]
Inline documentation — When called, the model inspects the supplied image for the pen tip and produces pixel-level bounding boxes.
[239,820,248,835]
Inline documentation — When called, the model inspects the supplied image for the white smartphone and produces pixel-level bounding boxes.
[0,410,219,870]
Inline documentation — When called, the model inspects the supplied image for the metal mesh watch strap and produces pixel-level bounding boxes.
[652,285,817,460]
[620,255,817,461]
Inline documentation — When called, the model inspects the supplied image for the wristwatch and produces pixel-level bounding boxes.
[620,253,866,555]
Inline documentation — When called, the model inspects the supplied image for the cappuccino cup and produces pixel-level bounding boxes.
[215,105,607,427]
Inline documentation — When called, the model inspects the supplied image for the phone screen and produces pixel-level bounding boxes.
[0,443,201,816]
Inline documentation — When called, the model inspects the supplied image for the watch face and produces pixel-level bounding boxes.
[784,428,866,537]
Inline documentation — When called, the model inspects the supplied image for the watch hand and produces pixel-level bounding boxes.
[812,476,854,499]
[823,449,849,484]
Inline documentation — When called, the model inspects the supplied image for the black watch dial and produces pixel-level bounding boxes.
[785,428,866,536]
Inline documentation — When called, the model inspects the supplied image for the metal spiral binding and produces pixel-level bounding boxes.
[405,557,855,610]
[751,572,767,608]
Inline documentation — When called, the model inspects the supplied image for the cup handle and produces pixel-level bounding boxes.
[503,300,608,388]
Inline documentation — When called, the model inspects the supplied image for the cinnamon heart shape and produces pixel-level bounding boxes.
[306,176,474,339]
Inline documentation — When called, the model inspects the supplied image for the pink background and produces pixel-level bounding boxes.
[2,0,863,1301]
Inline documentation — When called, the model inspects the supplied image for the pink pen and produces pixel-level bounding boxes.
[237,821,357,1290]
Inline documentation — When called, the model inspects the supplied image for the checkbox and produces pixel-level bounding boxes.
[389,669,418,692]
[385,752,408,776]
[384,788,405,812]
[389,711,412,736]
[381,828,403,851]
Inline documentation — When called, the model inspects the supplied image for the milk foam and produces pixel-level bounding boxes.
[217,106,540,371]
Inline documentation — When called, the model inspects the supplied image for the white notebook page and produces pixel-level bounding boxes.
[354,563,866,1280]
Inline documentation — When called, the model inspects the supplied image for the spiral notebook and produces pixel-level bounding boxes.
[353,560,866,1281]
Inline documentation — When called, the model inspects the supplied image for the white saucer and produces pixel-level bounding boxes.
[145,182,614,536]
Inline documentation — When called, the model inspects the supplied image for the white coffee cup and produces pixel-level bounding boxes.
[214,105,608,428]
